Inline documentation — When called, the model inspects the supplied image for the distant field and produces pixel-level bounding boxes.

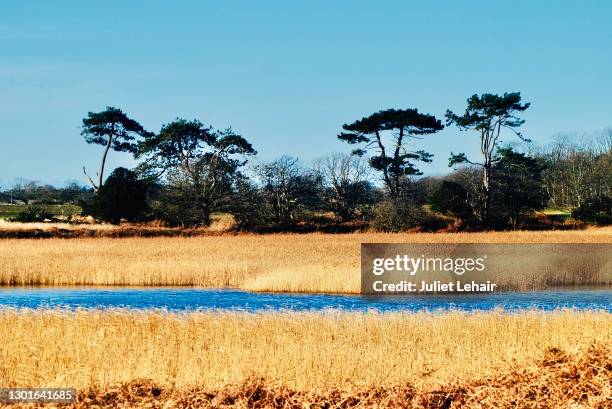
[542,207,572,215]
[0,309,609,407]
[539,207,573,222]
[0,204,81,219]
[0,228,609,291]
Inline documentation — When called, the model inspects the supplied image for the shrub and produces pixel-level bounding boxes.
[148,183,208,227]
[228,179,274,231]
[572,195,612,225]
[490,148,548,229]
[371,200,427,232]
[10,206,54,222]
[431,181,473,220]
[88,167,149,224]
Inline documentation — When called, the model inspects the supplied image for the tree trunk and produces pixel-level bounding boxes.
[375,131,394,199]
[483,163,491,226]
[99,128,114,189]
[392,128,404,198]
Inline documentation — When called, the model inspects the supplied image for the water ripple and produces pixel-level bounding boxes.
[0,287,610,312]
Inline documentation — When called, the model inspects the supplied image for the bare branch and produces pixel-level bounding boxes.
[83,166,99,190]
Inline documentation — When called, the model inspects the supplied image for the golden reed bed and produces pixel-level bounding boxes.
[0,310,610,408]
[0,228,610,292]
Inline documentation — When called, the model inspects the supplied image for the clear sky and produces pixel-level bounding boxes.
[1,1,611,186]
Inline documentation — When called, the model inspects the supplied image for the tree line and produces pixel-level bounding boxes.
[3,91,611,229]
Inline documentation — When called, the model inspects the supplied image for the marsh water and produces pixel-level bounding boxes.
[0,287,610,312]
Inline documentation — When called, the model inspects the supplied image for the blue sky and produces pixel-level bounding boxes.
[1,1,611,186]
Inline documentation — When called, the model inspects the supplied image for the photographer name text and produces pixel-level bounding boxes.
[371,280,497,293]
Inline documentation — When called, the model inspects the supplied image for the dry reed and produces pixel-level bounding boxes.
[0,309,609,393]
[0,228,610,292]
[48,343,607,408]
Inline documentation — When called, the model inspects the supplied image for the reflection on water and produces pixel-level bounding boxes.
[0,287,610,312]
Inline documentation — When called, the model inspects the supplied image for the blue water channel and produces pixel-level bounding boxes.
[0,287,610,312]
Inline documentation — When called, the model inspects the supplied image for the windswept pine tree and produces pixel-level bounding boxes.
[446,92,531,224]
[338,108,443,199]
[81,106,151,191]
[137,119,256,226]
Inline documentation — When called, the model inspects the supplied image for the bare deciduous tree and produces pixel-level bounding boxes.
[539,130,611,209]
[316,153,374,221]
[256,156,322,224]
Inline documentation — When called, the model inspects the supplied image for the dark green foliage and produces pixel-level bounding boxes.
[490,148,547,228]
[89,167,149,224]
[137,119,256,227]
[431,181,473,220]
[82,107,149,154]
[82,106,151,190]
[446,92,531,224]
[338,108,443,198]
[137,121,255,176]
[148,162,236,227]
[445,93,531,141]
[433,149,547,229]
[228,178,273,230]
[147,180,208,227]
[408,177,443,206]
[10,206,55,222]
[137,119,215,174]
[572,195,612,225]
